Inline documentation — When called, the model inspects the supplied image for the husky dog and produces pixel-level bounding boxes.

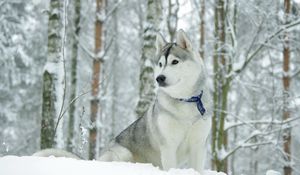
[34,30,212,173]
[99,29,212,172]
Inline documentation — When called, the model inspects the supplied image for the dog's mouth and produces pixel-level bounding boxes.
[158,81,167,87]
[159,79,180,88]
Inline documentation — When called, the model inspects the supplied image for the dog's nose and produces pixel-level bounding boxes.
[156,75,166,86]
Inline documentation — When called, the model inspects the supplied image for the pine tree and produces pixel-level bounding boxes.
[89,0,104,160]
[282,0,292,174]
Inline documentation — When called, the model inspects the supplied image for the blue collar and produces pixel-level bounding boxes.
[178,90,206,116]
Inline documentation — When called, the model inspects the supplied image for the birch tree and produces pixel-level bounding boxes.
[135,0,162,118]
[67,0,82,152]
[41,0,64,149]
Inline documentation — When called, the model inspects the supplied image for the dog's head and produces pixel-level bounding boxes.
[154,29,205,99]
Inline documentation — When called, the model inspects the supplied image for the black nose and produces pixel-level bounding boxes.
[156,75,166,86]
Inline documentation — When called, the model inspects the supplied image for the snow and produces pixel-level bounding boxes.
[0,156,226,175]
[265,170,281,175]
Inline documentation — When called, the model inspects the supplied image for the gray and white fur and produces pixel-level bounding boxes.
[33,30,212,173]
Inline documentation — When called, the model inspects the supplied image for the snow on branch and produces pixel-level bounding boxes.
[221,125,294,160]
[225,116,300,131]
[233,19,300,75]
[77,34,114,62]
[104,0,123,22]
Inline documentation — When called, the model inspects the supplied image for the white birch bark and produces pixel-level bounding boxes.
[136,0,162,118]
[41,0,64,149]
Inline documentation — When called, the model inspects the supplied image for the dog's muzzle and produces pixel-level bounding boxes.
[156,75,166,87]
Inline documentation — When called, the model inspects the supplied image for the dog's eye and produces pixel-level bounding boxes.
[172,60,179,65]
[159,62,162,67]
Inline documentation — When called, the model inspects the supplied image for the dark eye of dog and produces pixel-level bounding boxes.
[172,60,179,65]
[159,62,162,67]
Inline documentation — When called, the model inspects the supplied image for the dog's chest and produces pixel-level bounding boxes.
[157,112,208,144]
[176,120,206,153]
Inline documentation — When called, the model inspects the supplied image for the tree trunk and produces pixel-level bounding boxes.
[211,0,219,169]
[211,0,229,172]
[167,0,179,42]
[41,71,56,149]
[111,0,119,137]
[230,1,237,173]
[41,0,64,149]
[199,0,205,59]
[135,0,162,118]
[282,0,292,175]
[89,0,104,160]
[67,0,81,152]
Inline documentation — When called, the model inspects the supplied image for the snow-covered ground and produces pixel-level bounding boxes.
[0,156,226,175]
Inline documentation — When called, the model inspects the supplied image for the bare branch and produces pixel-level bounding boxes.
[222,125,293,160]
[77,34,114,62]
[234,19,300,75]
[104,0,123,22]
[225,116,300,131]
[292,69,300,78]
[241,141,274,148]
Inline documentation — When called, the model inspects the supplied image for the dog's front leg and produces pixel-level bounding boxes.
[189,140,206,173]
[160,146,177,170]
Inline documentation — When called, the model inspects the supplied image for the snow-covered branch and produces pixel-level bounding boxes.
[234,19,300,75]
[77,34,114,62]
[221,125,294,160]
[104,0,123,22]
[225,116,300,131]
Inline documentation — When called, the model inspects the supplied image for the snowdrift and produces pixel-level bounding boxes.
[0,156,226,175]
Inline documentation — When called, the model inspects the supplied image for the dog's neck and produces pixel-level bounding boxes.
[156,76,208,121]
[155,90,203,123]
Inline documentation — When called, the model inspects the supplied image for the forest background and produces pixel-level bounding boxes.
[0,0,300,175]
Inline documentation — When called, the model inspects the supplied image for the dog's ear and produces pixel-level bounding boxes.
[155,33,166,54]
[176,29,193,51]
